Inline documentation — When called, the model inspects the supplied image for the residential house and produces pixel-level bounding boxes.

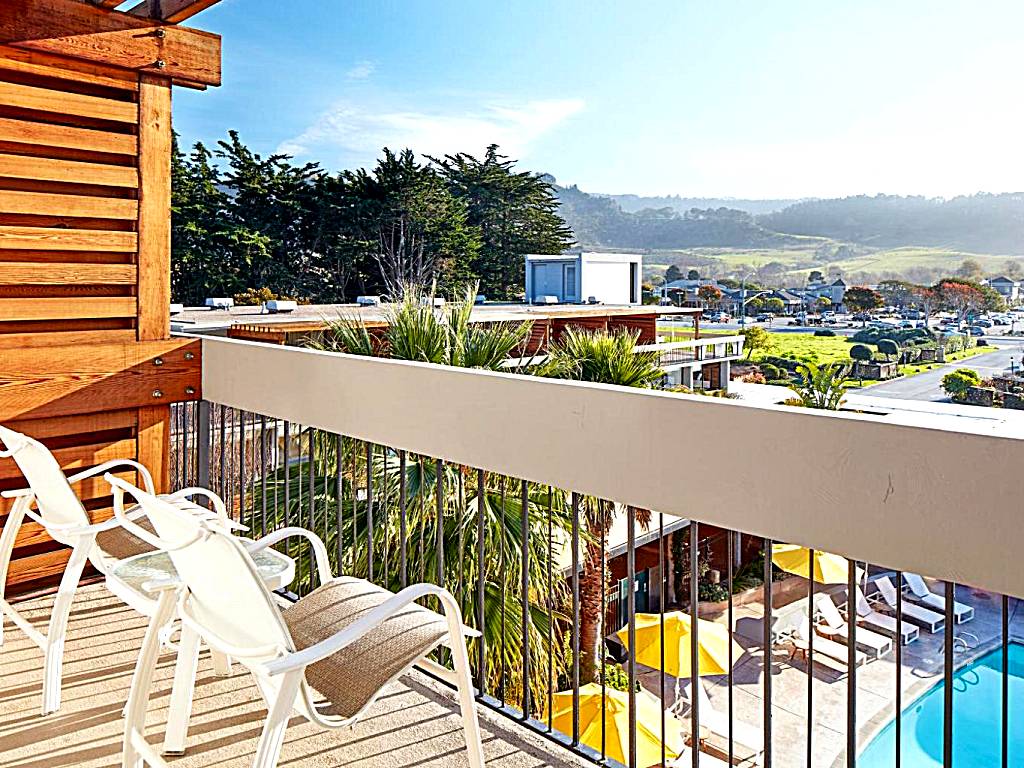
[987,276,1020,305]
[525,251,642,305]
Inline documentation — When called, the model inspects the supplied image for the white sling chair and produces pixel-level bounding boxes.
[0,424,237,715]
[109,474,486,768]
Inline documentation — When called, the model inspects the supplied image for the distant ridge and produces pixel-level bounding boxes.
[598,194,801,217]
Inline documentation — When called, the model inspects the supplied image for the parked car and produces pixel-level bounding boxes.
[968,326,986,336]
[853,312,872,322]
[755,312,774,322]
[705,311,731,322]
[974,318,994,328]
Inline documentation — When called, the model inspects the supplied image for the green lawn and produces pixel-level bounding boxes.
[897,344,993,377]
[748,332,856,366]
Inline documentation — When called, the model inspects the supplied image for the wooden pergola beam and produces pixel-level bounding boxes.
[92,0,124,8]
[0,0,221,86]
[127,0,221,24]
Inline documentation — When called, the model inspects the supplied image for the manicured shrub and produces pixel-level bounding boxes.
[814,329,836,337]
[759,363,782,380]
[849,344,874,362]
[942,368,981,402]
[877,338,900,360]
[766,378,794,386]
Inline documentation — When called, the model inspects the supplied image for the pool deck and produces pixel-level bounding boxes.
[634,579,1024,767]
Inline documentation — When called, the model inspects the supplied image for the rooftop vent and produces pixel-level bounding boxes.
[169,303,183,315]
[205,297,234,309]
[356,295,381,306]
[264,300,297,314]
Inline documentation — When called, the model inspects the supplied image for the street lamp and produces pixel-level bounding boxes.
[739,271,755,329]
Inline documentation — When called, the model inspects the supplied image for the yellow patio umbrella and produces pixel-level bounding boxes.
[616,612,743,679]
[771,543,858,585]
[548,682,686,768]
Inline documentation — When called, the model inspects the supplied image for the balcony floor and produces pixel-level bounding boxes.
[0,585,585,768]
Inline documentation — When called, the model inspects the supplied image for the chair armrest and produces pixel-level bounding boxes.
[0,487,33,499]
[106,473,207,552]
[165,487,246,531]
[249,527,332,587]
[67,459,155,494]
[262,582,454,676]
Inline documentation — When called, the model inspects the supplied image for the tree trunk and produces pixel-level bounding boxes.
[578,532,606,685]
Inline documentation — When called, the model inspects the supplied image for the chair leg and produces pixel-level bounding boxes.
[0,498,28,649]
[439,595,485,768]
[41,541,90,716]
[123,589,178,768]
[251,672,301,768]
[162,624,201,755]
[211,649,233,677]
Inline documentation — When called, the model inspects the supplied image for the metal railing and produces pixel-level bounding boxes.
[170,336,1024,768]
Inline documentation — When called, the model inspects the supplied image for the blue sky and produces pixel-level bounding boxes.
[175,1,1024,199]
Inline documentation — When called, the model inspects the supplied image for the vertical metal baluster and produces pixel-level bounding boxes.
[457,470,465,604]
[296,425,304,592]
[334,434,343,570]
[418,460,426,585]
[689,521,699,768]
[727,532,735,767]
[308,430,316,591]
[847,559,857,768]
[943,580,954,768]
[1003,593,1009,768]
[571,492,581,746]
[238,410,246,527]
[218,404,227,501]
[896,569,902,768]
[476,468,486,696]
[600,501,607,760]
[807,548,814,768]
[764,537,773,768]
[499,477,507,703]
[283,421,291,560]
[627,505,637,768]
[260,416,267,536]
[659,513,666,768]
[351,440,359,577]
[381,448,389,586]
[520,479,530,720]
[366,443,375,582]
[547,487,554,731]
[399,451,408,589]
[435,459,444,589]
[197,401,211,496]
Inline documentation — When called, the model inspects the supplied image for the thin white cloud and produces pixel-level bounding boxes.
[345,60,376,81]
[278,98,584,165]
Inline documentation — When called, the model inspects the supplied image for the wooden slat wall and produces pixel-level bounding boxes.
[0,45,200,595]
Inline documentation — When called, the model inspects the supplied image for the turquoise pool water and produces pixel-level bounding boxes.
[858,643,1023,768]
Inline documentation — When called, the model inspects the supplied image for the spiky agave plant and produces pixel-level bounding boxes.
[789,361,851,410]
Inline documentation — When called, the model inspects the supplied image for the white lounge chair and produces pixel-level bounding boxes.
[677,678,764,759]
[667,747,731,768]
[904,573,974,624]
[814,593,892,660]
[854,588,919,645]
[110,475,485,768]
[0,424,240,715]
[875,576,945,633]
[790,615,866,668]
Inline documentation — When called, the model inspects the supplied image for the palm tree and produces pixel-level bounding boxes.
[251,284,570,708]
[538,326,664,683]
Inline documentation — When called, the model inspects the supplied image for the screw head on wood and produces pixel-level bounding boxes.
[185,386,196,395]
[153,357,164,366]
[184,352,195,361]
[152,389,164,398]
[155,60,166,69]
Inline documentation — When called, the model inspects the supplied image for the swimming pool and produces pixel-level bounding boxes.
[858,643,1023,768]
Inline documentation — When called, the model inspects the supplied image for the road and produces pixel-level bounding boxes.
[863,340,1024,401]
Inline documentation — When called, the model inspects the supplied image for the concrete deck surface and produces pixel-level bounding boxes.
[0,585,586,768]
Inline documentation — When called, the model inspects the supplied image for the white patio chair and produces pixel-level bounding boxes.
[789,615,866,668]
[854,587,919,645]
[677,678,764,758]
[109,474,485,768]
[903,573,974,623]
[875,576,945,633]
[814,593,892,659]
[0,424,238,715]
